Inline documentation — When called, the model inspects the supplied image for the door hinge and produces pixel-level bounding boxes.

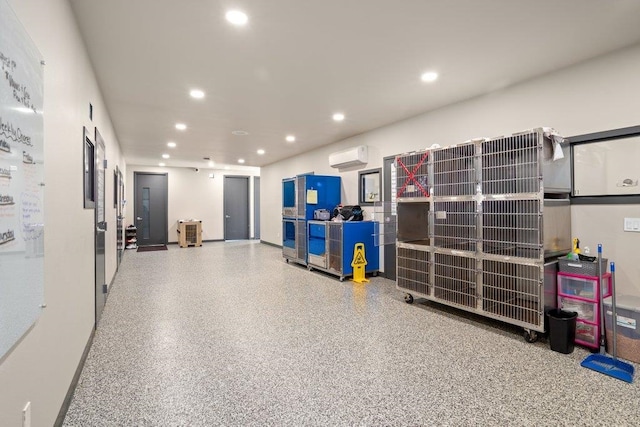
[103,159,108,169]
[102,284,108,294]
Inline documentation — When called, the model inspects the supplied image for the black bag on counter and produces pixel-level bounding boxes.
[333,205,363,221]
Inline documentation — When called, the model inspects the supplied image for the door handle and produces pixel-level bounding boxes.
[97,226,106,233]
[225,215,231,218]
[136,217,142,221]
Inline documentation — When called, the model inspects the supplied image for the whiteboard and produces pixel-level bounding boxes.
[0,0,45,361]
[573,136,640,196]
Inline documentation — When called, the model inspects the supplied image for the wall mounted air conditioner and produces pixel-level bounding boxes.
[328,145,368,168]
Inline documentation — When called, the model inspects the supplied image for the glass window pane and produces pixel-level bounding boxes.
[142,187,150,239]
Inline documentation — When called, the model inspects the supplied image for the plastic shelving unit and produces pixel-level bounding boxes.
[557,271,612,349]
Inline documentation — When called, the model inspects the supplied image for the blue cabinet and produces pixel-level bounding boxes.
[282,174,341,220]
[282,219,307,265]
[282,174,341,265]
[307,220,379,281]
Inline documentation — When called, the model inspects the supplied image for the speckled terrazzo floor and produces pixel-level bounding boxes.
[63,241,639,426]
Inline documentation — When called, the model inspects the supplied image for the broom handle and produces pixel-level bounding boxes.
[611,262,617,360]
[598,244,606,353]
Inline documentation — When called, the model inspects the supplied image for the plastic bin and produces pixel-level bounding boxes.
[557,258,607,276]
[603,295,640,363]
[548,309,578,354]
[575,321,597,346]
[557,272,611,299]
[557,296,597,322]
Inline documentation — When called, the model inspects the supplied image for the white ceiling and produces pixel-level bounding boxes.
[69,0,640,169]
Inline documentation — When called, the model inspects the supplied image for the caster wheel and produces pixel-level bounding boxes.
[523,330,539,343]
[339,277,345,282]
[285,259,289,264]
[404,293,414,304]
[307,265,312,271]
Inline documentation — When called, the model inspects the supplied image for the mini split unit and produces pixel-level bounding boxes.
[328,145,368,168]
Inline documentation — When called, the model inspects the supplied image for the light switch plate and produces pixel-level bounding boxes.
[623,217,640,232]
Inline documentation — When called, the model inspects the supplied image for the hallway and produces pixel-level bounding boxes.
[63,241,639,426]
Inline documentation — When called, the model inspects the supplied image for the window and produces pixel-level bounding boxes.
[570,125,640,204]
[83,127,95,209]
[359,168,381,205]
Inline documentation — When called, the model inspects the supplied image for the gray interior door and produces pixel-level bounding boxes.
[383,156,397,281]
[254,176,260,239]
[224,176,250,240]
[95,129,107,326]
[134,172,168,246]
[116,168,124,267]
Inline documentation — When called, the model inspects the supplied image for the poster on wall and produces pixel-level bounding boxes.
[0,0,45,361]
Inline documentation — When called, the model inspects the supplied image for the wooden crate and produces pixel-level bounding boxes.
[178,220,202,248]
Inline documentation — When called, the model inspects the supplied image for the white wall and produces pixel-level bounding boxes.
[0,0,125,426]
[126,166,260,242]
[261,43,640,297]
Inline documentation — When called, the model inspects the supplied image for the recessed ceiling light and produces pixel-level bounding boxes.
[421,71,438,82]
[257,149,265,155]
[162,154,170,159]
[159,162,166,167]
[238,158,245,164]
[232,130,249,136]
[190,89,205,99]
[167,142,177,148]
[332,113,345,122]
[286,135,296,142]
[226,10,248,26]
[175,123,187,130]
[208,161,214,167]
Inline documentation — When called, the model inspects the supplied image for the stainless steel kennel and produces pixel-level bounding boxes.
[395,128,571,341]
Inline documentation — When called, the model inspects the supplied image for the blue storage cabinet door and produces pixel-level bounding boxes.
[303,175,341,220]
[283,220,296,249]
[341,221,379,275]
[308,222,327,257]
[282,178,296,218]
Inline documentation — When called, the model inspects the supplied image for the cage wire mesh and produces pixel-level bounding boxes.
[433,201,477,252]
[296,176,306,217]
[396,151,430,199]
[397,246,430,296]
[328,223,342,272]
[433,253,477,308]
[433,143,476,197]
[185,224,197,242]
[482,260,541,327]
[482,199,541,259]
[481,132,541,195]
[296,220,306,261]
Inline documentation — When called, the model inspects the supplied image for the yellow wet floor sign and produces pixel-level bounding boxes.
[351,243,369,283]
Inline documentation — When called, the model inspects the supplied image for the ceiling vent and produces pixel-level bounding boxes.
[329,145,368,168]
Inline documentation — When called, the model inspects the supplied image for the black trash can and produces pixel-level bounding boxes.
[548,309,578,354]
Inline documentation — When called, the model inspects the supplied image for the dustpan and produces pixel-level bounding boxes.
[580,354,634,383]
[581,250,634,383]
